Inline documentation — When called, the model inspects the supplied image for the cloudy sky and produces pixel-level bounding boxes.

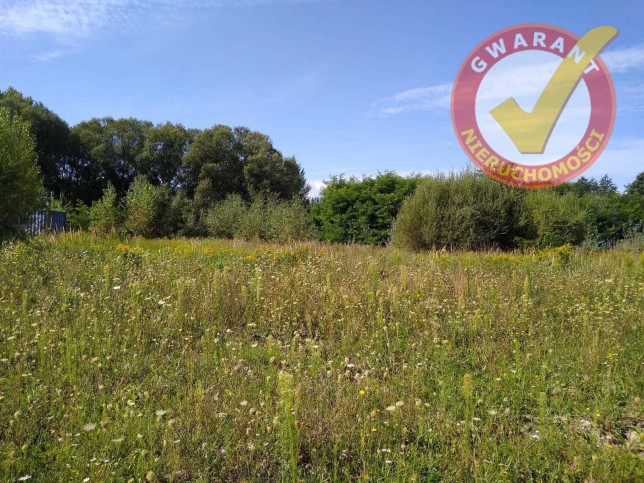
[1,0,643,195]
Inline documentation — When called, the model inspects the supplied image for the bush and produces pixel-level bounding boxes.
[67,201,92,231]
[0,108,43,240]
[266,199,316,242]
[523,190,587,248]
[124,176,182,238]
[89,183,122,236]
[204,194,247,238]
[310,172,419,245]
[392,171,525,251]
[205,195,315,242]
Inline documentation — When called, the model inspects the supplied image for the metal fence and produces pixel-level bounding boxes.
[27,211,66,236]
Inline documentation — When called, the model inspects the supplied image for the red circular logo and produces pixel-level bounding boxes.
[451,24,617,188]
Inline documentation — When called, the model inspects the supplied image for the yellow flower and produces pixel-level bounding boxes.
[359,390,365,395]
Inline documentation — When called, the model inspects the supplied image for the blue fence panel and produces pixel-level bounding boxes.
[27,211,66,236]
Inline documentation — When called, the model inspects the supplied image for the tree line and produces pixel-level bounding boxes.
[0,87,309,238]
[1,86,642,249]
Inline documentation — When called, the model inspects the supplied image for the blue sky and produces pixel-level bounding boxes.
[1,0,643,195]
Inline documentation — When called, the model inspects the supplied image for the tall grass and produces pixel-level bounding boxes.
[0,233,642,481]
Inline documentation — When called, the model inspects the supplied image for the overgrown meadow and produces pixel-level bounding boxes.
[1,234,643,481]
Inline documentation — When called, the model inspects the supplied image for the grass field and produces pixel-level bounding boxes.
[1,234,643,482]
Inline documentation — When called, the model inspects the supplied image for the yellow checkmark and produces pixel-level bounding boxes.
[490,26,618,154]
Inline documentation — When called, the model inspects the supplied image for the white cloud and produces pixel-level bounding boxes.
[0,0,323,42]
[373,44,644,116]
[602,45,644,72]
[32,49,65,62]
[0,0,139,39]
[371,83,452,115]
[308,180,326,198]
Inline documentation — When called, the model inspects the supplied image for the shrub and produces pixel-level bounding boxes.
[67,201,92,231]
[266,198,316,242]
[392,171,525,251]
[523,190,587,248]
[205,195,315,242]
[124,176,180,238]
[204,194,247,238]
[310,172,419,245]
[89,183,122,236]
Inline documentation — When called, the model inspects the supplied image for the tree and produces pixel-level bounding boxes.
[236,128,309,200]
[73,117,152,197]
[625,172,644,197]
[311,172,419,245]
[143,122,196,188]
[0,108,43,239]
[0,87,80,200]
[183,125,244,209]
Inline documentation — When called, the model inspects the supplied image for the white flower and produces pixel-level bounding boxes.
[240,400,248,406]
[155,409,167,417]
[82,423,96,431]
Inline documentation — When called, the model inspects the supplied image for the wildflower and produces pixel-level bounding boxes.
[385,405,396,412]
[82,423,96,431]
[240,400,248,406]
[155,410,167,417]
[127,400,135,406]
[395,400,404,407]
[359,390,365,395]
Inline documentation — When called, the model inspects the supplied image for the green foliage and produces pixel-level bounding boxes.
[266,199,316,243]
[237,128,309,200]
[392,171,524,251]
[204,194,247,239]
[89,183,122,236]
[0,87,77,200]
[184,126,308,217]
[73,117,152,198]
[142,122,196,188]
[125,176,181,238]
[205,195,315,242]
[523,190,588,248]
[0,108,43,240]
[67,201,92,231]
[311,172,419,245]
